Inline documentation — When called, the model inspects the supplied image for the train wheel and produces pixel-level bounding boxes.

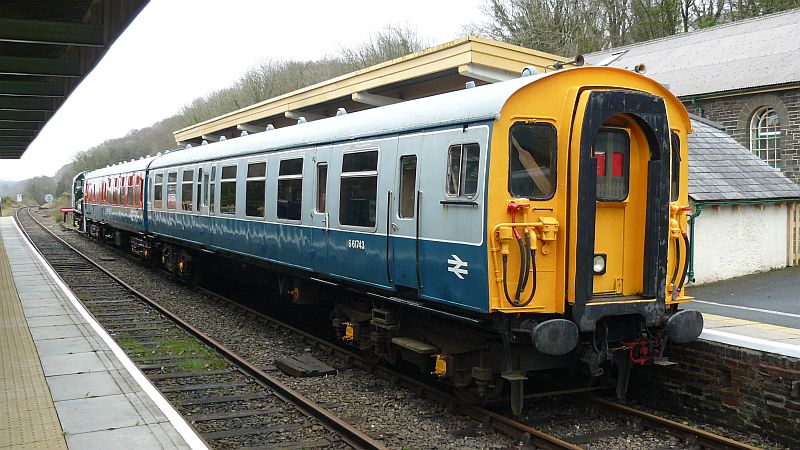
[161,245,174,272]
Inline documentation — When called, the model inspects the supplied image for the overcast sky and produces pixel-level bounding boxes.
[1,0,487,181]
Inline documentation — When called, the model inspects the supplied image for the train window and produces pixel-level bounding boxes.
[316,163,327,213]
[509,123,556,199]
[592,129,630,201]
[399,155,417,218]
[671,131,680,202]
[182,169,194,211]
[167,171,178,209]
[246,162,266,218]
[196,168,203,212]
[278,158,303,220]
[154,173,164,209]
[113,178,119,205]
[446,143,480,197]
[340,150,378,228]
[125,176,133,206]
[220,164,237,215]
[121,177,127,206]
[209,166,216,214]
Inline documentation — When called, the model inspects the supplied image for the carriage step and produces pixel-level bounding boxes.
[391,337,438,354]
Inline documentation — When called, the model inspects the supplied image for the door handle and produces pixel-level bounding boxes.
[391,223,398,231]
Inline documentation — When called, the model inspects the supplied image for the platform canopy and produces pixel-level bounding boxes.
[0,0,149,159]
[174,37,568,145]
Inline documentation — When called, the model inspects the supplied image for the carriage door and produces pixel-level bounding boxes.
[390,134,423,289]
[310,145,332,273]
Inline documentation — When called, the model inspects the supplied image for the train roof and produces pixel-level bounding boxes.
[85,155,159,179]
[149,73,547,169]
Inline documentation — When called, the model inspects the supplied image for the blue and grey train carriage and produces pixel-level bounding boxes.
[78,66,703,413]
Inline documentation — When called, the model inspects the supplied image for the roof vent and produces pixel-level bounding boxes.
[465,81,476,89]
[240,130,248,137]
[185,144,192,149]
[165,150,170,154]
[297,117,307,124]
[201,140,208,146]
[521,66,538,77]
[157,152,162,156]
[336,108,347,116]
[266,124,275,130]
[219,136,226,141]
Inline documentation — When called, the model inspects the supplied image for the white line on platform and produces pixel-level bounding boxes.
[694,300,800,319]
[11,219,208,450]
[700,329,800,358]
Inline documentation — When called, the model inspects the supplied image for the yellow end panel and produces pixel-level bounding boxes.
[594,205,624,293]
[486,67,692,313]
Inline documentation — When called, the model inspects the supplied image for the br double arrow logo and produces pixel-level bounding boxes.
[447,254,468,280]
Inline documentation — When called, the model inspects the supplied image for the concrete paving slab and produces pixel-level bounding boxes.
[46,371,124,401]
[34,337,96,356]
[55,394,142,434]
[29,324,83,340]
[26,315,76,328]
[66,424,184,450]
[40,351,106,376]
[23,305,70,318]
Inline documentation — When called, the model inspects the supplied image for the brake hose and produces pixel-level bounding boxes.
[502,228,537,308]
[670,235,681,300]
[677,233,690,293]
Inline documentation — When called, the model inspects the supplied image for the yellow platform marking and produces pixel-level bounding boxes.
[702,313,800,343]
[0,233,67,449]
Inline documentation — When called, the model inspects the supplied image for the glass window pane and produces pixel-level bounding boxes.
[462,144,480,196]
[182,184,193,211]
[248,162,266,178]
[279,158,303,176]
[340,176,377,227]
[222,165,237,180]
[154,173,163,209]
[509,123,556,199]
[220,181,236,214]
[196,168,203,211]
[592,129,629,201]
[183,170,193,182]
[399,156,417,218]
[316,164,327,213]
[342,151,378,172]
[168,172,177,183]
[210,167,216,214]
[246,180,265,217]
[277,179,302,220]
[167,171,177,209]
[446,145,461,195]
[671,132,680,202]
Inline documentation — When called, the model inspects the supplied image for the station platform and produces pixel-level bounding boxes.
[687,267,800,358]
[0,216,206,449]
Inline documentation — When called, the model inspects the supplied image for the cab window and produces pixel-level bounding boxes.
[509,122,556,199]
[592,128,630,201]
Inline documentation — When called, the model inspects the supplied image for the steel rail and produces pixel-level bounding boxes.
[17,208,386,450]
[587,397,761,450]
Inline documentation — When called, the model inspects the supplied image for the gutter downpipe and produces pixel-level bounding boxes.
[687,198,792,283]
[690,98,704,118]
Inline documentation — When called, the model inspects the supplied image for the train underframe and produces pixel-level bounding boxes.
[81,219,699,415]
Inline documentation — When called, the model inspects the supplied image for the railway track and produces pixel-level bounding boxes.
[16,207,385,450]
[22,207,765,450]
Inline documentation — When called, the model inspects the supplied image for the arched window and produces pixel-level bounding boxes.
[749,107,781,169]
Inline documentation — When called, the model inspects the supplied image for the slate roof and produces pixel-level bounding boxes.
[585,9,800,97]
[688,116,800,202]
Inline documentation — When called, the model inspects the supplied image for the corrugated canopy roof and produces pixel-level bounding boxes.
[585,9,800,98]
[688,115,800,202]
[0,0,149,159]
